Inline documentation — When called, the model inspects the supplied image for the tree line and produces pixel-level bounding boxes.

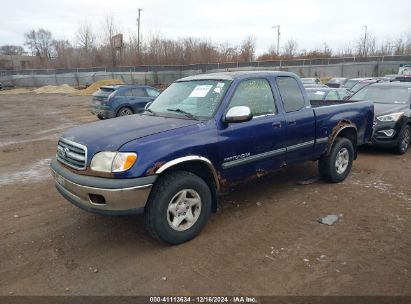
[1,15,410,69]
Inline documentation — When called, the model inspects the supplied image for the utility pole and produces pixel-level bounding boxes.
[137,8,143,54]
[363,25,368,57]
[271,25,281,55]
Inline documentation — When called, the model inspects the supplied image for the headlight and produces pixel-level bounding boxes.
[376,112,404,122]
[90,152,137,173]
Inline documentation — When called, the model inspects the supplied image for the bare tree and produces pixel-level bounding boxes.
[356,31,376,56]
[239,36,255,62]
[52,39,75,67]
[0,45,25,55]
[75,23,95,54]
[103,14,119,67]
[24,28,54,60]
[283,39,298,58]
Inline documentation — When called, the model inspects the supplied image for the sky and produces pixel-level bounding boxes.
[0,0,410,55]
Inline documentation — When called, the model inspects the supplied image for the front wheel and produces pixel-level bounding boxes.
[144,171,212,245]
[395,125,410,155]
[319,137,354,183]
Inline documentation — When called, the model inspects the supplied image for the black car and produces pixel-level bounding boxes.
[91,84,161,119]
[349,82,411,154]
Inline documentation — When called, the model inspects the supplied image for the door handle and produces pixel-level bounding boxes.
[272,122,282,129]
[288,120,297,126]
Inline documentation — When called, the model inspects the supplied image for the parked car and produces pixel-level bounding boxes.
[349,82,411,154]
[90,85,161,119]
[306,88,352,106]
[0,82,2,90]
[382,74,400,82]
[343,77,377,91]
[50,71,374,244]
[348,78,382,94]
[326,77,348,88]
[394,75,411,82]
[301,77,321,85]
[303,83,328,88]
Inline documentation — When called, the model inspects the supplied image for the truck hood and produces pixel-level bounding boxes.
[374,102,408,117]
[62,114,199,152]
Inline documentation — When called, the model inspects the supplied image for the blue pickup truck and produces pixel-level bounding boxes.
[51,71,374,244]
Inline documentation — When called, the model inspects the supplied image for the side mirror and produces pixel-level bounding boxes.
[144,102,152,110]
[224,106,253,123]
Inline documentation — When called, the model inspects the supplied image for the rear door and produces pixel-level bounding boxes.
[275,76,316,163]
[218,78,286,183]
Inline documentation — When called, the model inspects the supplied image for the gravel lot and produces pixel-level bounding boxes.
[0,93,410,296]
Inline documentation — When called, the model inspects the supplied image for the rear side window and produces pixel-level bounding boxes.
[146,88,160,97]
[228,78,276,116]
[132,88,147,97]
[93,88,115,97]
[276,77,305,112]
[123,89,133,96]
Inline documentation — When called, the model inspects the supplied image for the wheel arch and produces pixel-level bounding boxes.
[155,156,220,212]
[116,104,134,116]
[327,123,358,159]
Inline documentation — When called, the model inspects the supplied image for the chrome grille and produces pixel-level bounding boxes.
[56,138,87,170]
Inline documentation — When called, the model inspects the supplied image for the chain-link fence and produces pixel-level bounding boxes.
[1,55,410,77]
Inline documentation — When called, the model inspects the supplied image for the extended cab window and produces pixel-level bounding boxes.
[228,78,276,116]
[276,77,305,112]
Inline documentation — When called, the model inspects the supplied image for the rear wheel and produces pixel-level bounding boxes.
[319,137,354,183]
[144,171,212,245]
[395,125,410,155]
[116,107,133,117]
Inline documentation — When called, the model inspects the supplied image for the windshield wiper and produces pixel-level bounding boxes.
[144,108,156,115]
[167,108,198,120]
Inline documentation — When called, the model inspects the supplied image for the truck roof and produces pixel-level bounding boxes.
[177,71,296,82]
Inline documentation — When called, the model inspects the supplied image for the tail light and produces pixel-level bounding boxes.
[107,91,116,102]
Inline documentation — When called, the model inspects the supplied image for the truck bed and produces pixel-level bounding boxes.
[311,100,374,146]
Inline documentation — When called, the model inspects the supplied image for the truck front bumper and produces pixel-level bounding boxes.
[50,159,157,215]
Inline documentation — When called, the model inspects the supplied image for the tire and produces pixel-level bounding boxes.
[116,107,134,117]
[318,137,354,183]
[97,114,104,120]
[395,125,410,155]
[144,171,212,245]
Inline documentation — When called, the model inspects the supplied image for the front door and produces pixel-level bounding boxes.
[218,78,286,184]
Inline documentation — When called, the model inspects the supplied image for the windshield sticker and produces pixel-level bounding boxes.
[214,87,222,93]
[216,82,225,88]
[189,85,213,97]
[315,91,325,95]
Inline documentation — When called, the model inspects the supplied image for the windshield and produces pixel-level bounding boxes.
[350,81,371,93]
[344,79,358,90]
[147,80,231,119]
[307,90,326,100]
[350,86,411,104]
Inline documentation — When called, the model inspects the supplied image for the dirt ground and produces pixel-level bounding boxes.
[0,93,410,296]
